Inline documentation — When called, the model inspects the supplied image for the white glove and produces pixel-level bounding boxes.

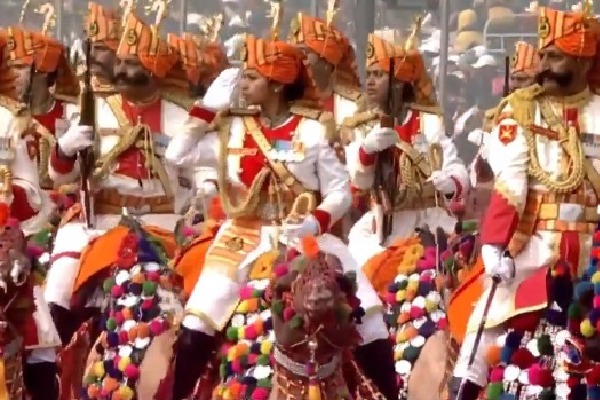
[58,125,94,157]
[481,244,515,284]
[361,126,399,154]
[427,170,457,195]
[282,214,320,240]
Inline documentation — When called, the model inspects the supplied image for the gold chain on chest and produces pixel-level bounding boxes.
[524,91,589,193]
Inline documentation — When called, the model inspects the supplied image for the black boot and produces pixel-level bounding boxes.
[172,327,218,400]
[448,377,482,400]
[354,339,398,400]
[49,303,80,345]
[23,361,59,400]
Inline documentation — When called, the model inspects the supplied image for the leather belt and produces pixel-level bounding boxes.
[94,188,174,214]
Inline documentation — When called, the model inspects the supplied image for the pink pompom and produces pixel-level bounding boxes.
[119,330,129,344]
[409,306,424,319]
[114,312,125,325]
[146,271,160,282]
[437,317,448,330]
[111,285,123,298]
[440,249,453,261]
[593,295,600,309]
[489,367,504,382]
[182,227,195,237]
[424,247,436,257]
[274,264,289,277]
[149,320,163,336]
[125,364,140,380]
[141,299,153,310]
[220,343,231,356]
[247,353,257,365]
[419,273,432,283]
[239,286,253,300]
[231,360,242,373]
[285,249,299,260]
[459,242,473,257]
[283,307,295,322]
[386,292,397,305]
[252,387,270,400]
[26,244,44,257]
[244,325,257,340]
[6,218,19,230]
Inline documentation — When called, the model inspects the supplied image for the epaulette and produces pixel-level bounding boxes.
[290,105,336,141]
[161,92,196,111]
[0,95,28,116]
[408,103,443,116]
[511,84,544,102]
[334,84,363,102]
[341,110,378,129]
[484,107,496,120]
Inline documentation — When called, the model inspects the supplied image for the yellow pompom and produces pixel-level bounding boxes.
[238,327,245,339]
[236,301,248,313]
[394,348,404,360]
[117,385,134,400]
[395,290,406,302]
[396,331,406,343]
[260,340,272,355]
[407,281,419,291]
[117,356,131,372]
[592,272,600,284]
[308,384,322,400]
[92,361,104,378]
[222,389,231,400]
[425,299,438,312]
[581,319,595,337]
[227,346,237,361]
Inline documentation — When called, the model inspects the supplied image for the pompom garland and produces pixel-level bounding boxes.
[81,230,176,400]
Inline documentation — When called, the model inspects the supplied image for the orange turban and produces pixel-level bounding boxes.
[242,35,302,85]
[167,33,201,86]
[538,7,598,57]
[3,27,79,98]
[86,2,120,51]
[117,13,178,78]
[510,41,540,75]
[289,13,347,66]
[366,33,423,83]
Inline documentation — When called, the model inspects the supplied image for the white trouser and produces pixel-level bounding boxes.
[182,226,389,345]
[452,327,503,387]
[27,348,56,363]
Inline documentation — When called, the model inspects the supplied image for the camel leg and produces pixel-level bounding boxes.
[407,331,448,400]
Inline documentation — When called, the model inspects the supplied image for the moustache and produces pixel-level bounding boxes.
[114,72,150,87]
[536,70,573,87]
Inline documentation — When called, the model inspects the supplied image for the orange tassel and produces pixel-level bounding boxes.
[301,236,319,259]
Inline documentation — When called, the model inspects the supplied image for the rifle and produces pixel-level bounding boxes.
[503,55,510,97]
[78,39,96,228]
[373,57,399,244]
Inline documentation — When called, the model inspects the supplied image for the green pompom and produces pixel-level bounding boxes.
[462,220,478,232]
[105,318,117,331]
[226,327,238,340]
[102,278,115,293]
[444,258,455,270]
[238,354,248,366]
[84,375,96,385]
[485,382,503,400]
[568,302,582,319]
[403,346,421,363]
[289,315,303,329]
[252,289,262,298]
[271,299,284,316]
[257,378,272,388]
[219,362,227,378]
[142,281,158,296]
[537,335,553,356]
[257,354,270,365]
[397,280,408,290]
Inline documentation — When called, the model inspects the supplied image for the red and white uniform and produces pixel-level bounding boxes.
[454,92,600,386]
[44,95,191,310]
[0,103,61,361]
[346,110,469,266]
[165,111,387,344]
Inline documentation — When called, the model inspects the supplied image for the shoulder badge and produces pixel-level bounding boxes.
[498,123,517,145]
[333,84,362,102]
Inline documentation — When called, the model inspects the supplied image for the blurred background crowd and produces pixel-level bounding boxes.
[0,0,595,165]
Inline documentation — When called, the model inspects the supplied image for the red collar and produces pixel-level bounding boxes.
[395,110,420,142]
